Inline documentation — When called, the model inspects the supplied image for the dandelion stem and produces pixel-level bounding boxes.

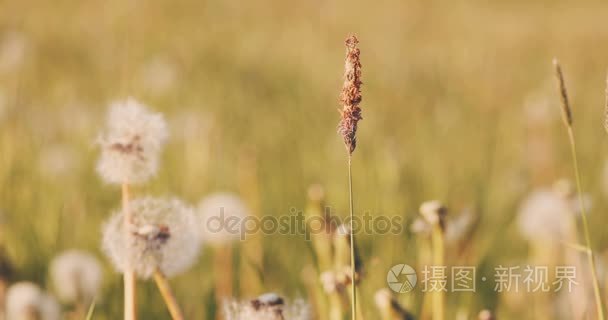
[153,269,185,320]
[430,224,445,320]
[85,299,96,320]
[566,127,605,320]
[347,155,357,320]
[122,182,137,320]
[328,290,346,320]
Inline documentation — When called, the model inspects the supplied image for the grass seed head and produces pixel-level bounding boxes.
[338,35,363,155]
[552,59,573,128]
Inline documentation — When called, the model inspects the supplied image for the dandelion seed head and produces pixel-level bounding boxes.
[413,208,474,242]
[374,288,414,320]
[255,292,283,305]
[374,288,393,309]
[517,189,574,242]
[6,282,60,320]
[419,200,447,229]
[198,193,250,245]
[102,197,201,279]
[320,271,341,293]
[224,293,311,320]
[445,209,476,242]
[96,98,168,185]
[478,309,495,320]
[6,282,41,320]
[49,250,102,304]
[307,184,325,203]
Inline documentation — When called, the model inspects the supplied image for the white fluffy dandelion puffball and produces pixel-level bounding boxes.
[198,192,250,245]
[49,250,103,304]
[517,189,574,243]
[223,293,311,320]
[102,197,201,279]
[6,282,60,320]
[96,97,168,185]
[419,200,447,226]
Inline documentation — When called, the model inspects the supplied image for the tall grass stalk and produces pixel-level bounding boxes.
[347,155,357,320]
[553,59,605,320]
[329,293,348,320]
[329,289,347,320]
[338,35,363,320]
[153,269,185,320]
[122,183,137,320]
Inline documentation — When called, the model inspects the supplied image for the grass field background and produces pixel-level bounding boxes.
[1,0,608,318]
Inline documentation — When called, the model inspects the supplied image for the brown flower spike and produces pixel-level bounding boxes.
[338,35,363,155]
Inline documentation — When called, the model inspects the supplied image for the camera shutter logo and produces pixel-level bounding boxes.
[387,264,417,293]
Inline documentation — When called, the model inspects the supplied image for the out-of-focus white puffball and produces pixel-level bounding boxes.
[223,293,310,320]
[102,197,201,279]
[517,189,574,243]
[49,250,103,304]
[6,282,60,320]
[198,193,250,245]
[96,98,168,185]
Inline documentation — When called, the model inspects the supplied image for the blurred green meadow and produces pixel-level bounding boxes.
[1,0,608,319]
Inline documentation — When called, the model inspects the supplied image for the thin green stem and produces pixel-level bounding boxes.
[153,269,185,320]
[348,155,357,320]
[85,299,97,320]
[567,127,605,320]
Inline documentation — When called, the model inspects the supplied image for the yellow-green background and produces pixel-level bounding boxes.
[1,0,607,318]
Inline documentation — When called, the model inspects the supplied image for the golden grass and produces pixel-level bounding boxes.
[553,59,605,320]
